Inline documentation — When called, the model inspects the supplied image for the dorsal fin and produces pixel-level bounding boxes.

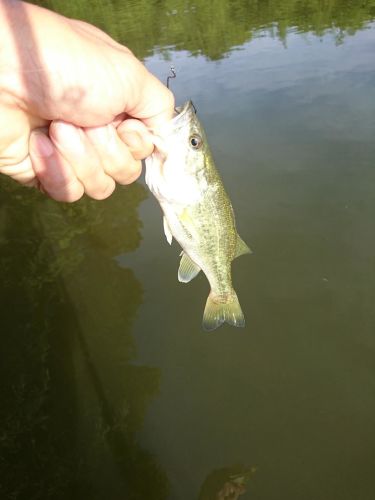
[234,235,252,259]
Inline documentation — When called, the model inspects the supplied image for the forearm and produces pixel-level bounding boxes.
[0,0,74,111]
[0,0,31,70]
[0,0,40,102]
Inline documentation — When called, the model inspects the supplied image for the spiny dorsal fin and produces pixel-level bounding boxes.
[234,235,252,259]
[178,252,201,283]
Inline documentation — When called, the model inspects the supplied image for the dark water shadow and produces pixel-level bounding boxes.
[1,3,169,498]
[0,177,169,499]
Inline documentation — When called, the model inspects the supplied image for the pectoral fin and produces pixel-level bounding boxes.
[177,207,197,240]
[234,235,252,259]
[163,216,173,245]
[178,252,201,283]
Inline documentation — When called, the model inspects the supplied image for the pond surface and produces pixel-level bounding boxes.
[1,1,375,499]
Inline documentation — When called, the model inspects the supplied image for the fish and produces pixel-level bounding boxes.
[145,101,251,331]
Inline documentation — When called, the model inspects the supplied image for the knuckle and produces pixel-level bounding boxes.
[49,178,85,203]
[115,161,141,185]
[62,191,84,203]
[87,180,115,200]
[75,161,102,185]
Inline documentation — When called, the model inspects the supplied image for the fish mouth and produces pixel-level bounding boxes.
[149,101,196,137]
[172,100,196,125]
[174,100,194,117]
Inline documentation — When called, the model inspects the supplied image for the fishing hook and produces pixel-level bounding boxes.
[166,66,180,114]
[166,66,176,89]
[166,66,197,114]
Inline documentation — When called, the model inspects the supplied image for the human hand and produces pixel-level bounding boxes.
[0,0,174,201]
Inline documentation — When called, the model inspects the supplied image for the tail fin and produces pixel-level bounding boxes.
[202,291,245,332]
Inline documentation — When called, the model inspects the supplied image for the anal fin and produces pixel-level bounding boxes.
[178,252,201,283]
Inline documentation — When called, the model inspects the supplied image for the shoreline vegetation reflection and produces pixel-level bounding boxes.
[37,0,375,59]
[0,178,170,498]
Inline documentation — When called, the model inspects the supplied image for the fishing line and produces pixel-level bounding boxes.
[166,66,176,89]
[166,66,197,114]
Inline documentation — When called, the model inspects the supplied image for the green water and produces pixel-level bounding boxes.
[1,1,375,499]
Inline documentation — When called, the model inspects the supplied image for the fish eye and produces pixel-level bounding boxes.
[189,134,202,149]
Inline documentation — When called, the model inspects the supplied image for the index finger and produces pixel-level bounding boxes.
[119,54,175,130]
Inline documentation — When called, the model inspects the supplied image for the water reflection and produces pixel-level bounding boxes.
[0,178,169,498]
[39,0,375,59]
[199,465,256,500]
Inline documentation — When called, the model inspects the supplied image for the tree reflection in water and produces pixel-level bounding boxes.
[0,177,169,499]
[39,0,375,60]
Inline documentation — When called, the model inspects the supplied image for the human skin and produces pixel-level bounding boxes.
[0,0,174,201]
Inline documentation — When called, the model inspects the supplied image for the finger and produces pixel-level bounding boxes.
[116,118,154,160]
[0,155,37,186]
[29,131,85,202]
[118,53,175,129]
[50,121,116,200]
[140,72,175,129]
[85,123,142,184]
[112,112,127,128]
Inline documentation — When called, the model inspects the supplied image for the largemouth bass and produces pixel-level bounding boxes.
[145,101,250,331]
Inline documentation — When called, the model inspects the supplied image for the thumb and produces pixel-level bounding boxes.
[139,71,176,129]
